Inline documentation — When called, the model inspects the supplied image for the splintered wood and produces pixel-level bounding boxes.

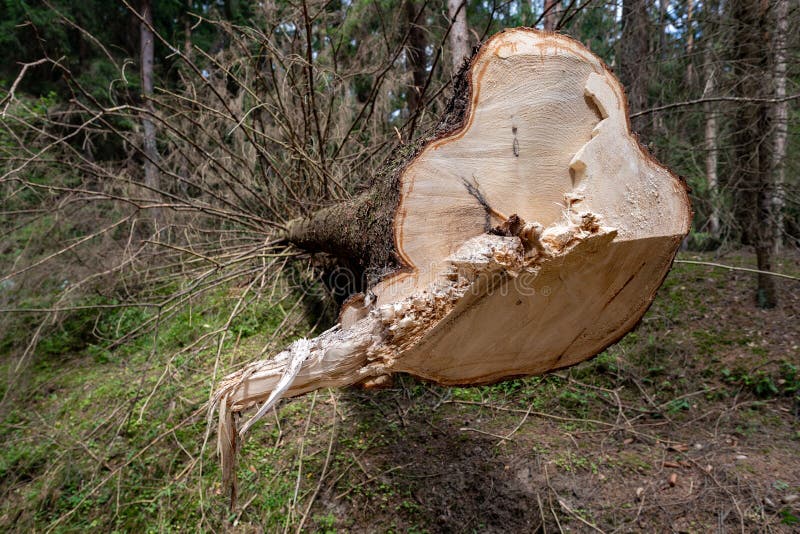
[213,28,691,492]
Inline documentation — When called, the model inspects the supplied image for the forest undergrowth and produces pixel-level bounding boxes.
[1,249,798,532]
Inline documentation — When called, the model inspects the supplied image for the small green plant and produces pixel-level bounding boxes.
[313,512,337,532]
[779,362,800,397]
[665,398,691,413]
[780,508,799,526]
[721,368,787,399]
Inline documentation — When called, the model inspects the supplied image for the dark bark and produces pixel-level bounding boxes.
[618,0,650,137]
[285,143,412,290]
[730,0,776,308]
[404,0,428,116]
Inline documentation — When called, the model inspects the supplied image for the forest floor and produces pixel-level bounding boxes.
[1,249,799,532]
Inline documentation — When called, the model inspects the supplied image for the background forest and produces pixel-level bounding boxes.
[1,0,799,531]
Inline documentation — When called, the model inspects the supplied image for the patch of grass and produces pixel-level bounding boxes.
[0,274,317,531]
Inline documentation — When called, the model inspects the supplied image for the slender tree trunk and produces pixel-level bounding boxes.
[184,0,193,59]
[543,0,558,30]
[730,0,776,308]
[520,0,533,26]
[771,0,788,253]
[702,47,719,237]
[405,0,428,116]
[446,0,469,73]
[139,0,162,230]
[685,0,695,87]
[619,0,651,138]
[224,0,241,21]
[658,0,668,57]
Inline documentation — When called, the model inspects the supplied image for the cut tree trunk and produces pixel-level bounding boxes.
[214,29,691,494]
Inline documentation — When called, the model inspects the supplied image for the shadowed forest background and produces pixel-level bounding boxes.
[0,0,799,531]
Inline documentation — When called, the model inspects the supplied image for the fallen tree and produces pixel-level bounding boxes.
[214,28,692,493]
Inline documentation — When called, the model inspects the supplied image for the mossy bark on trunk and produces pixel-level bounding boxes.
[284,141,414,286]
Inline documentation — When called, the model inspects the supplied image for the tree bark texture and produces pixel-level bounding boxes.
[447,0,470,73]
[543,0,558,30]
[729,0,776,308]
[703,46,719,237]
[405,0,428,116]
[619,0,650,137]
[139,0,162,228]
[771,0,788,253]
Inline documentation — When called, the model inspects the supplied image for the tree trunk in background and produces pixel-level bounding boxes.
[619,0,651,138]
[658,0,668,57]
[224,0,241,21]
[685,0,695,87]
[519,0,533,26]
[184,0,193,59]
[140,0,162,230]
[702,47,719,237]
[543,0,558,30]
[771,0,788,253]
[730,0,776,308]
[405,0,428,116]
[447,0,469,73]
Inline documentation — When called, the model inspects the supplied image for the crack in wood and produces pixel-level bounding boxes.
[462,176,495,231]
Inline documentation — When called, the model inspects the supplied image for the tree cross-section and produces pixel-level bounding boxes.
[214,28,692,494]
